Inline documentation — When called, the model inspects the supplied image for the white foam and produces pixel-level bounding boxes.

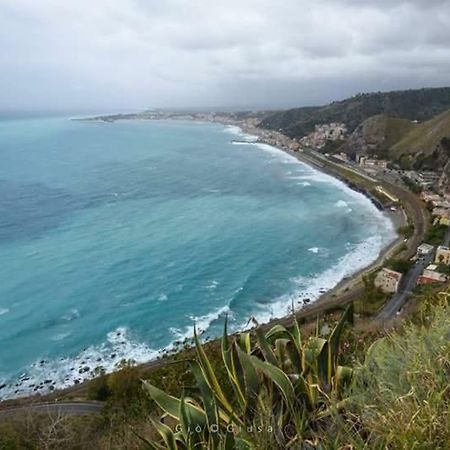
[205,280,219,290]
[224,125,258,142]
[335,200,348,208]
[170,305,230,343]
[192,305,230,334]
[226,123,395,328]
[236,228,394,329]
[50,332,72,342]
[224,125,243,137]
[252,142,299,164]
[61,308,80,322]
[0,301,235,400]
[0,327,159,400]
[0,308,9,316]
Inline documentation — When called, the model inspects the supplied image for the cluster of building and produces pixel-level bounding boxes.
[252,128,301,151]
[417,245,450,285]
[358,156,389,173]
[420,191,450,225]
[404,170,441,190]
[415,244,447,285]
[374,243,450,294]
[299,123,347,149]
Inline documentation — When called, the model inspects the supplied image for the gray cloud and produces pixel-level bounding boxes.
[0,0,449,111]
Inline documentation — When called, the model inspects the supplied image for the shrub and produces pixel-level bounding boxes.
[385,257,413,273]
[348,296,450,448]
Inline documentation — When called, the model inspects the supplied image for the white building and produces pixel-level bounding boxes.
[417,243,434,256]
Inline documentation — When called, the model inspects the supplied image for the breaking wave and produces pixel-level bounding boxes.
[236,233,391,329]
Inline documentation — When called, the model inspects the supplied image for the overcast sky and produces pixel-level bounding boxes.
[1,0,449,112]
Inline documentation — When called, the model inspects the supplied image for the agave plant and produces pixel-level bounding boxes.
[141,304,354,449]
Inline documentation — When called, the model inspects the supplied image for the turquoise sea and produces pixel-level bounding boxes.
[0,116,395,398]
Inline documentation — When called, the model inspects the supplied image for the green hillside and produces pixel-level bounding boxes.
[259,86,450,138]
[391,109,450,157]
[340,114,414,159]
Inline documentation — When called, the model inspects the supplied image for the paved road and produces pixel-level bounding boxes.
[0,401,103,418]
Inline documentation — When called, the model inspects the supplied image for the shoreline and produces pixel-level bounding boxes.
[230,124,405,305]
[0,118,422,406]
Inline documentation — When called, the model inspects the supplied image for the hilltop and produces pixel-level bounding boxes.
[340,114,415,159]
[391,110,450,161]
[259,86,450,138]
[339,110,450,170]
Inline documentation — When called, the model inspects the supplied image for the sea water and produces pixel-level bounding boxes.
[0,116,395,398]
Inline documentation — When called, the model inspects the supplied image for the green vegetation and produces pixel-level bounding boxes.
[348,296,450,448]
[347,114,414,158]
[354,273,388,316]
[397,224,414,239]
[260,87,450,138]
[391,110,450,159]
[401,175,423,193]
[425,221,448,246]
[385,257,413,273]
[436,262,450,275]
[319,138,346,154]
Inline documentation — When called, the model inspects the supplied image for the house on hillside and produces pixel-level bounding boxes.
[418,264,448,285]
[374,268,403,294]
[435,246,450,265]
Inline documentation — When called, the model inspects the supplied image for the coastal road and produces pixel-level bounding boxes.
[0,401,103,418]
[375,253,434,324]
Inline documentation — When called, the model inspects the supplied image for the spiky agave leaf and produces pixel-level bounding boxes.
[301,337,327,407]
[188,360,222,448]
[264,324,292,343]
[150,419,178,450]
[255,326,280,367]
[250,355,296,411]
[143,381,207,428]
[193,325,236,418]
[238,332,251,354]
[235,344,261,422]
[327,303,353,383]
[179,390,203,449]
[221,317,247,413]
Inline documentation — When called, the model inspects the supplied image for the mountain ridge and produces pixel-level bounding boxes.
[259,86,450,139]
